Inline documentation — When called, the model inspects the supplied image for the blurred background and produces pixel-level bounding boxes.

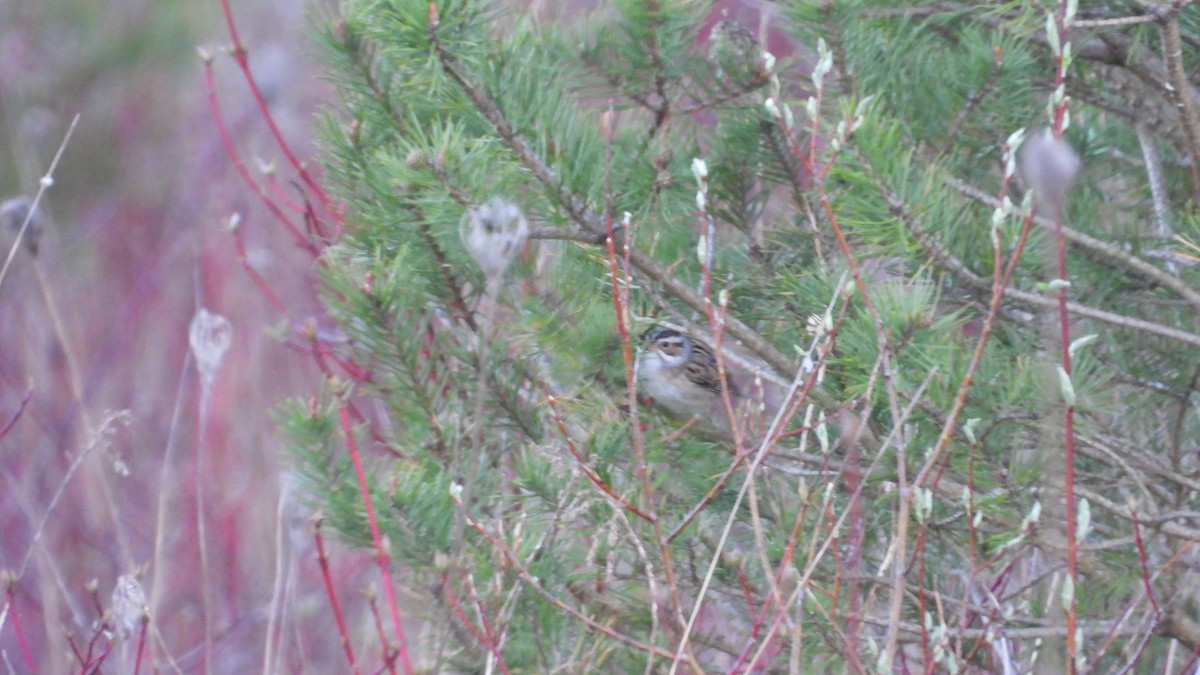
[0,0,372,670]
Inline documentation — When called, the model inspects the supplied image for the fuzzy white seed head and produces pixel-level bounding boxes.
[189,308,233,389]
[110,574,147,639]
[460,197,529,282]
[1020,129,1080,210]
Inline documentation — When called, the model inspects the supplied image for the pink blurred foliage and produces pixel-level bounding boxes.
[0,0,383,671]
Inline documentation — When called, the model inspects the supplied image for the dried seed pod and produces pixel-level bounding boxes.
[110,574,148,639]
[1,196,42,256]
[460,197,529,282]
[1020,130,1080,211]
[189,308,233,390]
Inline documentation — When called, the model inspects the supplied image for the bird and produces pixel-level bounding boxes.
[638,328,736,418]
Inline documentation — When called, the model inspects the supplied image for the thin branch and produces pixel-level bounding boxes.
[1130,512,1161,617]
[448,492,679,660]
[218,0,341,221]
[1135,123,1174,243]
[947,177,1200,310]
[1074,486,1200,542]
[859,615,1169,641]
[895,183,1200,347]
[338,408,413,674]
[203,55,318,256]
[597,107,701,672]
[642,0,671,141]
[0,388,33,441]
[2,586,36,672]
[543,389,655,523]
[1046,5,1080,665]
[0,429,105,634]
[313,519,361,675]
[1158,9,1200,203]
[0,114,79,291]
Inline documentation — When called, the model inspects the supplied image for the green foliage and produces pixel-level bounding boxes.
[287,0,1200,669]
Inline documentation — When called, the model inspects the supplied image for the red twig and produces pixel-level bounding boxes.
[913,526,932,667]
[315,519,361,675]
[727,461,840,673]
[217,0,343,224]
[914,192,1036,490]
[132,614,149,675]
[599,104,695,670]
[697,223,746,446]
[1179,641,1200,674]
[442,574,488,644]
[85,631,114,674]
[1048,2,1078,665]
[202,57,317,256]
[310,338,373,384]
[263,172,308,214]
[779,51,914,664]
[1089,509,1184,666]
[3,586,37,672]
[736,565,757,617]
[542,387,655,523]
[0,387,32,441]
[309,336,390,448]
[338,407,413,675]
[460,572,511,675]
[365,590,399,675]
[723,308,853,669]
[66,634,85,671]
[230,221,288,314]
[1130,511,1160,616]
[731,489,858,673]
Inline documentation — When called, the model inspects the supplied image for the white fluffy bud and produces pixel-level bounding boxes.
[1020,130,1080,210]
[460,197,529,281]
